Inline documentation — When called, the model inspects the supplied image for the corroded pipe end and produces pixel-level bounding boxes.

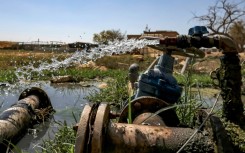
[19,87,53,109]
[216,35,237,53]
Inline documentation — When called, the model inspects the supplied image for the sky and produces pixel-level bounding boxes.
[0,0,231,43]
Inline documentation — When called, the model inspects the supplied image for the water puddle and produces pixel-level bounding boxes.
[0,81,99,152]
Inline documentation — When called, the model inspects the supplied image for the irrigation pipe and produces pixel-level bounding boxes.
[176,92,220,153]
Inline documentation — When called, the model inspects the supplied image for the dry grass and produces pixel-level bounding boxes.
[0,41,17,49]
[0,50,71,69]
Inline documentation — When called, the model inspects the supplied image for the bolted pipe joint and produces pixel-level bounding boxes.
[75,103,219,153]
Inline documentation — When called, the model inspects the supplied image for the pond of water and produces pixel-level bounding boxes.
[0,81,99,152]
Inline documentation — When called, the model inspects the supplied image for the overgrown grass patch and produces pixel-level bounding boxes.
[0,69,17,83]
[86,69,128,109]
[174,73,213,87]
[41,121,75,153]
[0,66,128,83]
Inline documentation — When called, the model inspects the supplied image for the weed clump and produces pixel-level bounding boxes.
[223,120,245,152]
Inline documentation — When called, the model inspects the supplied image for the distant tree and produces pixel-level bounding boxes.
[193,0,245,36]
[229,20,245,52]
[93,29,125,45]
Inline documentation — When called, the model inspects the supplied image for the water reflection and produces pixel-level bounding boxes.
[0,81,99,152]
[0,81,98,110]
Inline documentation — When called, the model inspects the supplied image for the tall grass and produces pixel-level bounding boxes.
[86,70,128,109]
[175,59,205,126]
[174,73,212,87]
[40,121,75,153]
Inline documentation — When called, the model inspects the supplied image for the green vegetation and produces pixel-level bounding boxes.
[174,73,213,87]
[175,69,204,126]
[86,70,128,106]
[0,50,71,82]
[0,50,155,83]
[36,68,128,82]
[93,29,125,45]
[0,69,17,83]
[0,50,237,153]
[41,121,75,153]
[223,120,245,152]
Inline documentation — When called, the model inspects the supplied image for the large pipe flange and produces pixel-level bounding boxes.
[75,104,93,153]
[91,103,110,153]
[75,103,110,153]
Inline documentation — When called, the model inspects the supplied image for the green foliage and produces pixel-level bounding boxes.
[0,66,128,83]
[41,121,75,153]
[0,69,17,83]
[41,68,121,81]
[93,29,125,45]
[174,73,212,87]
[86,70,128,109]
[176,60,205,126]
[223,120,245,152]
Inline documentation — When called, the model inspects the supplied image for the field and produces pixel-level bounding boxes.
[0,41,17,49]
[0,47,245,152]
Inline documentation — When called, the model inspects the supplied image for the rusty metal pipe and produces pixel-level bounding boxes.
[0,95,39,142]
[0,87,53,151]
[105,123,214,153]
[75,103,214,153]
[157,34,237,53]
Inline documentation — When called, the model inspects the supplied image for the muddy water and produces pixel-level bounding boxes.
[0,81,99,152]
